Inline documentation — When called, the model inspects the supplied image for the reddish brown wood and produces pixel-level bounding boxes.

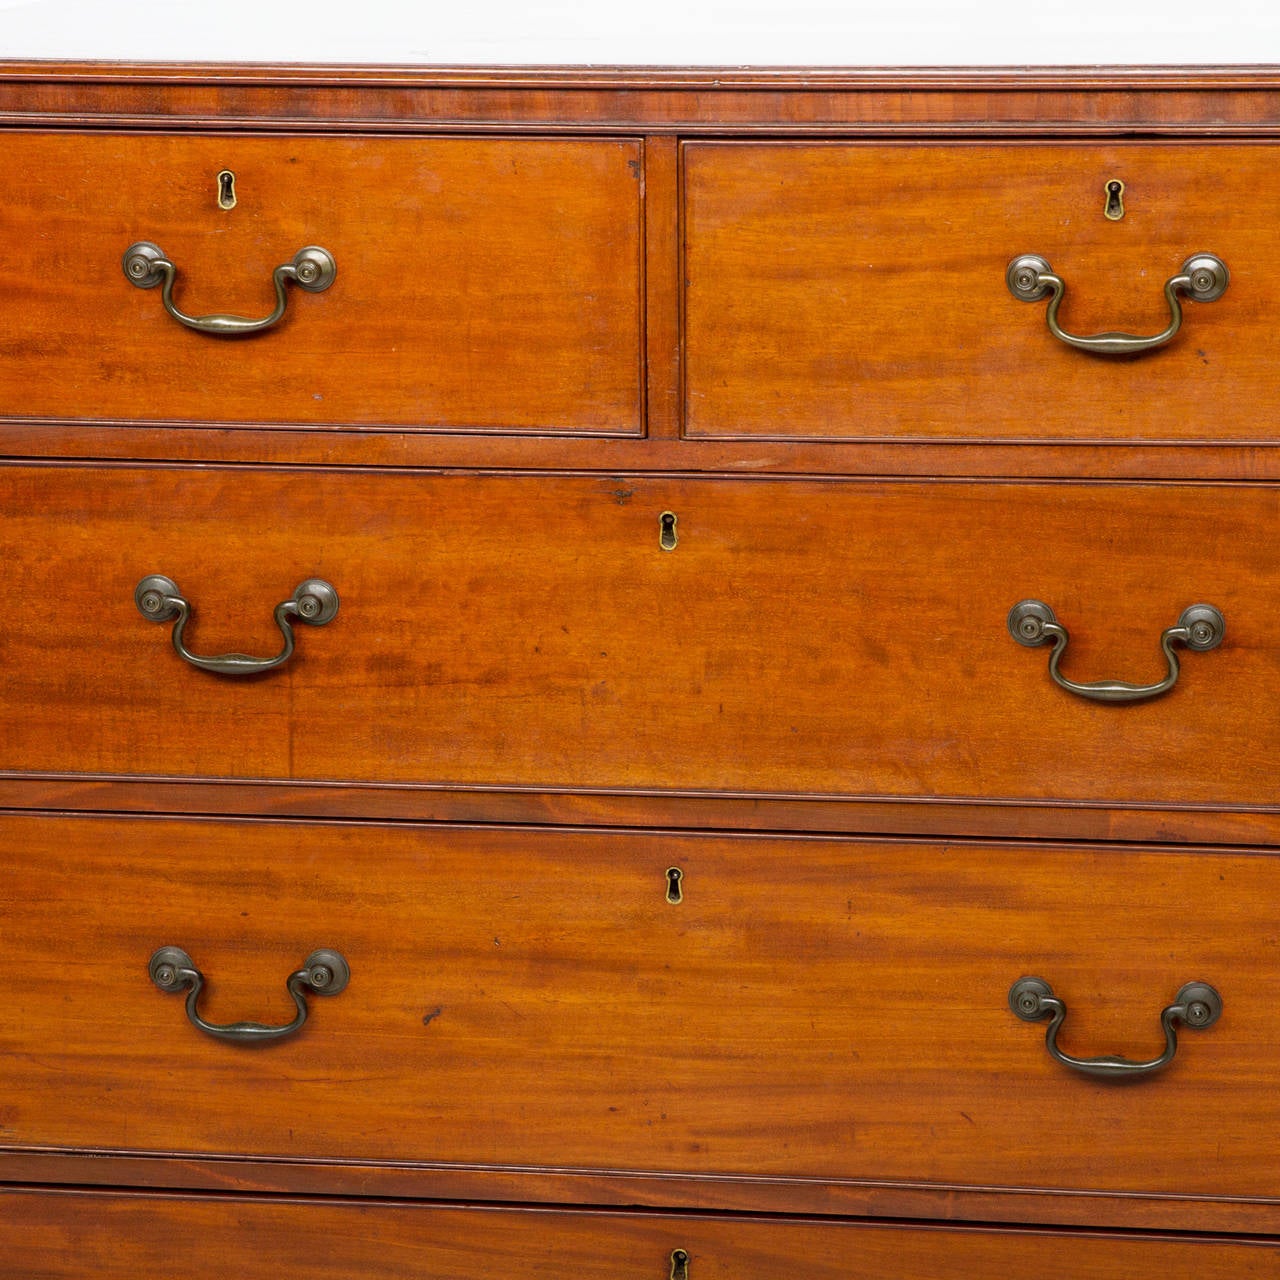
[0,464,1274,825]
[644,136,682,440]
[5,421,1280,479]
[684,141,1280,443]
[3,65,1280,136]
[6,1147,1280,1236]
[1,812,1279,1206]
[7,775,1280,848]
[0,133,643,433]
[4,64,1280,1254]
[2,1188,1279,1280]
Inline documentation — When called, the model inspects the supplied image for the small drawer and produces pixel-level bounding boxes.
[1,812,1278,1200]
[0,1188,1276,1279]
[0,132,643,434]
[684,142,1270,444]
[0,465,1273,820]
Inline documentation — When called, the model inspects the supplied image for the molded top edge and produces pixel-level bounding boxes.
[1,61,1280,89]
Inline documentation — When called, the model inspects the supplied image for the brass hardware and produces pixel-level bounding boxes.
[1008,600,1223,703]
[1006,252,1228,355]
[1009,976,1221,1079]
[149,946,350,1044]
[1103,178,1125,221]
[135,575,339,676]
[216,169,237,211]
[666,867,684,904]
[659,511,678,551]
[669,1250,690,1280]
[122,241,336,336]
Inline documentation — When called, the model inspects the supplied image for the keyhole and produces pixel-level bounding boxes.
[217,169,237,211]
[670,1250,690,1280]
[1103,178,1125,221]
[659,511,678,551]
[665,867,683,904]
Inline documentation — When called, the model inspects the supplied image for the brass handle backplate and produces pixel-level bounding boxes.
[135,575,339,676]
[149,946,350,1045]
[1006,253,1228,355]
[123,241,336,335]
[1009,976,1222,1079]
[1008,600,1224,703]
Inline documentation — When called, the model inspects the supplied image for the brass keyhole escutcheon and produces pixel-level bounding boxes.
[659,511,678,551]
[1103,178,1125,221]
[666,867,684,904]
[217,169,237,210]
[670,1249,690,1280]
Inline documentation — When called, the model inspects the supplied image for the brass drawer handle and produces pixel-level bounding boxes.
[135,575,338,676]
[122,241,336,335]
[1007,600,1224,703]
[1006,253,1228,355]
[149,946,350,1044]
[1009,977,1222,1079]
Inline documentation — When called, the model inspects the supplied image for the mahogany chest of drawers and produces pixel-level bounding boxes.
[1,62,1280,1277]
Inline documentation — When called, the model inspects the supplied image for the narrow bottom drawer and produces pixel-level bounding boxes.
[1,1189,1276,1279]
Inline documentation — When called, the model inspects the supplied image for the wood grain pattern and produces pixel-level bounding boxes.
[644,136,682,440]
[5,64,1280,1253]
[1,812,1279,1201]
[0,133,643,432]
[0,465,1276,817]
[9,1146,1280,1236]
[8,421,1280,480]
[9,774,1280,848]
[2,1189,1279,1280]
[684,142,1280,442]
[3,65,1280,137]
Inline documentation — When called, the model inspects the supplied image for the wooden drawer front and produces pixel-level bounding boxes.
[3,812,1278,1199]
[684,142,1269,443]
[0,1192,1275,1280]
[0,133,642,433]
[2,465,1275,813]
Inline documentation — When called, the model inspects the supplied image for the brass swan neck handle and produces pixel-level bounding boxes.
[1006,253,1228,355]
[149,947,350,1045]
[1008,600,1224,703]
[135,575,339,676]
[1009,977,1222,1079]
[123,241,336,336]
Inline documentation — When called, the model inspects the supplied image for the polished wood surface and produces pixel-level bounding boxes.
[2,811,1278,1200]
[4,65,1280,137]
[1,465,1275,820]
[4,64,1280,1261]
[3,1189,1279,1280]
[0,80,1278,476]
[9,1146,1280,1236]
[10,772,1280,848]
[685,142,1277,442]
[10,420,1280,480]
[0,133,642,432]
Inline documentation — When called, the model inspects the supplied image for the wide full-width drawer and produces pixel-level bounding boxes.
[0,1189,1275,1280]
[683,142,1270,443]
[2,812,1277,1199]
[0,133,642,433]
[0,465,1273,813]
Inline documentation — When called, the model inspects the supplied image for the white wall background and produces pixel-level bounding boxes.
[0,0,1276,67]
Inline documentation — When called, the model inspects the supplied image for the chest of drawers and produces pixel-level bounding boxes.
[2,62,1280,1277]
